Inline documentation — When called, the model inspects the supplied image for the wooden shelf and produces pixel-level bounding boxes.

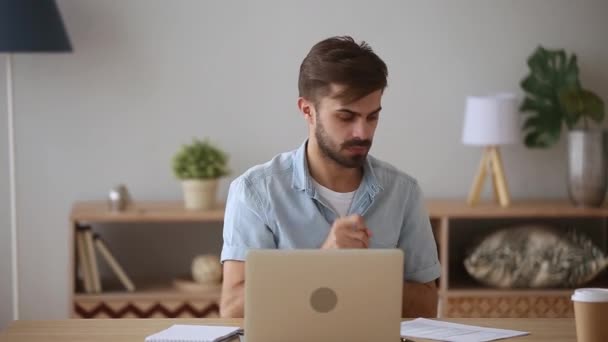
[427,199,608,318]
[445,269,608,294]
[69,198,608,318]
[74,282,221,302]
[427,198,608,218]
[442,288,576,297]
[443,275,608,297]
[71,201,225,223]
[71,198,608,223]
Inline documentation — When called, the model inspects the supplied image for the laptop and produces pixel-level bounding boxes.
[244,249,404,342]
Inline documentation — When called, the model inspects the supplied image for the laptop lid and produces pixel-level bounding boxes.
[244,249,404,342]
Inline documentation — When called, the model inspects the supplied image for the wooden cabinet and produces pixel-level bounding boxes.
[428,199,608,318]
[69,201,225,318]
[69,199,608,318]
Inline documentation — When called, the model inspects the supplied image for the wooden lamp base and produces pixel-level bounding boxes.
[467,146,511,207]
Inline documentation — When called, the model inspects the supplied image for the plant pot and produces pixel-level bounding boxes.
[181,179,218,210]
[567,130,608,207]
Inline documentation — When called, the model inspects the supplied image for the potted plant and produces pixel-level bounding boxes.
[520,46,606,206]
[172,138,229,210]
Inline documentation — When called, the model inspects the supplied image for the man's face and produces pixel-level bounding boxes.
[311,85,382,168]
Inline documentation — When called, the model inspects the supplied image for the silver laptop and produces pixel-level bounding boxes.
[244,249,404,342]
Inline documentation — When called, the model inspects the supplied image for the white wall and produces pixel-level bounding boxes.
[0,0,607,324]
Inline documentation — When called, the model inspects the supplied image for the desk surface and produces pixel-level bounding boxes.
[1,318,575,342]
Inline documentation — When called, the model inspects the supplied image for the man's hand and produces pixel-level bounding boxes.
[321,215,372,249]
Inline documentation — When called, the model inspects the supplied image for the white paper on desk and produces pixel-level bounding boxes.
[401,318,529,342]
[144,324,241,342]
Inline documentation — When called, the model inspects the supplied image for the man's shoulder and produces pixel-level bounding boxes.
[232,148,296,188]
[368,155,420,191]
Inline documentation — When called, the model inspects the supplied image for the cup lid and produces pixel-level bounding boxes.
[571,288,608,302]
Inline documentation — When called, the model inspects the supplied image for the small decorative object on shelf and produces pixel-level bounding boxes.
[191,254,222,284]
[172,254,223,294]
[108,184,133,212]
[172,138,230,210]
[464,225,608,288]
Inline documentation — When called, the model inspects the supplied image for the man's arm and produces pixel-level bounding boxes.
[402,280,438,318]
[398,181,441,318]
[219,177,275,318]
[220,261,245,318]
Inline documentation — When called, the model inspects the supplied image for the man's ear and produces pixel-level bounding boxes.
[297,97,314,124]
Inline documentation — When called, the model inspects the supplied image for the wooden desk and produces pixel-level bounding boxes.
[0,318,576,341]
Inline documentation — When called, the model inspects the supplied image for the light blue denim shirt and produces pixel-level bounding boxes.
[221,141,441,283]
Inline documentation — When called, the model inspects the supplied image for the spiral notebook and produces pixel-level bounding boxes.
[145,324,242,342]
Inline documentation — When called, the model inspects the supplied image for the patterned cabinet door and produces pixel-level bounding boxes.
[444,295,574,318]
[74,299,220,318]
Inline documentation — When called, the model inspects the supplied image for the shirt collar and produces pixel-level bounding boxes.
[291,140,383,197]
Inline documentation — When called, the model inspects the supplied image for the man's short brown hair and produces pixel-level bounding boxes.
[298,36,388,106]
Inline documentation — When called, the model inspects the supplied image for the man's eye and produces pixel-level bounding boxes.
[339,115,354,122]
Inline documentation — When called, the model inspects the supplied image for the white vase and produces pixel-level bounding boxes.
[181,179,218,210]
[567,130,608,207]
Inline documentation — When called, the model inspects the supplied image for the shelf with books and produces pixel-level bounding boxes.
[69,199,608,319]
[69,201,226,319]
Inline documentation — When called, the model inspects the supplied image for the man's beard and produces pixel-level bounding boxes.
[315,118,372,169]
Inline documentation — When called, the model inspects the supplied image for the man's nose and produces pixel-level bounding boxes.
[352,119,373,140]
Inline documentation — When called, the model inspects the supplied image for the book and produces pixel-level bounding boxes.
[83,228,102,292]
[93,233,136,292]
[76,230,93,293]
[145,324,242,342]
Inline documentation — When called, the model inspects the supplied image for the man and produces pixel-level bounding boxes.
[219,36,440,318]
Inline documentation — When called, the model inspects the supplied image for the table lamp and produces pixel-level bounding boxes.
[0,0,72,319]
[462,94,520,207]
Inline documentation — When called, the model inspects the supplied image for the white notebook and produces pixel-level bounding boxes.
[145,324,242,342]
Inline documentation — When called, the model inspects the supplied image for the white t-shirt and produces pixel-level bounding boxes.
[312,179,356,217]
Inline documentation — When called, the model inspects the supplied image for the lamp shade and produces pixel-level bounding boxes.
[0,0,72,52]
[462,93,520,146]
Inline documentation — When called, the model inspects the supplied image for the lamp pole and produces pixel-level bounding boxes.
[6,53,19,320]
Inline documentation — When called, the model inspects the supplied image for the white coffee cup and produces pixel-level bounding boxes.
[571,288,608,342]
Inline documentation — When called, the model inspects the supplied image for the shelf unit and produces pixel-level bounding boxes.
[428,199,608,318]
[69,201,225,318]
[69,199,608,318]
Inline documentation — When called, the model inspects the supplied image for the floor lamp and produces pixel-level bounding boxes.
[462,94,519,208]
[0,0,72,320]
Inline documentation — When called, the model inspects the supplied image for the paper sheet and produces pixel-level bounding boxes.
[401,318,529,342]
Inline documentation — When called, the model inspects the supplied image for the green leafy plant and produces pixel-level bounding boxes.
[559,88,605,130]
[520,45,605,148]
[172,139,229,180]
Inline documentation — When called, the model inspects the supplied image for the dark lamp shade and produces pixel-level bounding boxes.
[0,0,72,52]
